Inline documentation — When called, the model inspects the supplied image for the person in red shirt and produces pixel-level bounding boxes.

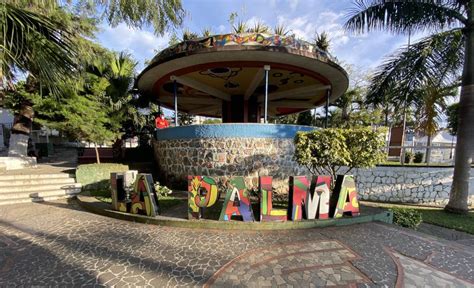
[155,112,169,129]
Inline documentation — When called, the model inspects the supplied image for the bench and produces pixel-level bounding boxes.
[78,148,115,164]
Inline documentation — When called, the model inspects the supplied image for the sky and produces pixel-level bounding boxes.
[96,0,428,84]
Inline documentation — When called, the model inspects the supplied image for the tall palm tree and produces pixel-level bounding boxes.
[414,84,457,163]
[346,0,473,214]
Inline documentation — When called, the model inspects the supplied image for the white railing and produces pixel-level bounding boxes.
[384,145,456,165]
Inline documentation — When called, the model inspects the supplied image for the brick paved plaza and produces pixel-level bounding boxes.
[0,200,473,287]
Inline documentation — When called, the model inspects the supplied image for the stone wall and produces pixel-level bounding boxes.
[153,137,307,194]
[353,166,474,206]
[153,138,474,206]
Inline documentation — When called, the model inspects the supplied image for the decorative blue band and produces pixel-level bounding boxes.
[154,124,315,140]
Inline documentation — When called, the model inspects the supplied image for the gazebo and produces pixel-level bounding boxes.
[136,33,348,191]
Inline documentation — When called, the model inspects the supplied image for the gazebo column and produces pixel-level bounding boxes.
[263,65,271,123]
[221,95,261,123]
[324,89,331,128]
[173,80,179,127]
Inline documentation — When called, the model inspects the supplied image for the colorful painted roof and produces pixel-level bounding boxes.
[137,33,348,118]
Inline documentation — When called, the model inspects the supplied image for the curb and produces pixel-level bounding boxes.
[75,195,393,231]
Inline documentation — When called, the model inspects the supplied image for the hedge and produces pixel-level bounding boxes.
[76,163,129,191]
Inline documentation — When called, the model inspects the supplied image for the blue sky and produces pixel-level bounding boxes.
[97,0,426,83]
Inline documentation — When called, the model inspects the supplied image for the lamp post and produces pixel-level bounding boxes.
[173,79,178,127]
[263,65,270,123]
[325,89,330,128]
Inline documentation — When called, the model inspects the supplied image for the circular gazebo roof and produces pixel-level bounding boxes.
[137,33,348,118]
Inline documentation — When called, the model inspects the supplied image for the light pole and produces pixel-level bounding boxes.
[263,65,270,123]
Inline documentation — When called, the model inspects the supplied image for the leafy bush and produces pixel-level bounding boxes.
[294,127,386,187]
[154,181,172,197]
[76,163,129,191]
[414,152,424,163]
[390,207,422,229]
[404,151,414,163]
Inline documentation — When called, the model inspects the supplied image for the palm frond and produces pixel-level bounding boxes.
[232,20,247,34]
[247,21,269,33]
[366,29,463,107]
[274,24,291,36]
[345,0,466,34]
[82,0,185,36]
[1,3,77,97]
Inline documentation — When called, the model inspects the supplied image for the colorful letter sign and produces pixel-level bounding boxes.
[259,176,287,222]
[332,175,360,218]
[130,174,160,217]
[306,176,331,220]
[188,176,219,219]
[219,177,255,222]
[289,176,309,220]
[111,170,138,212]
[110,172,159,217]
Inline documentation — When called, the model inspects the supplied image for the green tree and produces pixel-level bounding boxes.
[247,21,269,33]
[296,111,313,126]
[413,84,457,163]
[1,0,183,97]
[176,111,194,126]
[314,31,330,52]
[274,24,291,36]
[294,128,386,188]
[345,0,474,214]
[447,102,460,136]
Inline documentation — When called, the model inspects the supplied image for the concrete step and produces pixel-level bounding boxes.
[0,188,81,200]
[0,177,76,187]
[0,173,73,181]
[0,194,76,206]
[0,183,81,193]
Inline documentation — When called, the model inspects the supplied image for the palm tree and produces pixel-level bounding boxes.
[247,21,269,33]
[1,3,77,96]
[2,0,184,97]
[314,31,331,52]
[232,20,248,34]
[414,84,457,163]
[274,24,291,36]
[346,0,474,214]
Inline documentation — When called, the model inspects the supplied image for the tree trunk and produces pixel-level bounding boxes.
[94,145,101,164]
[445,7,474,214]
[425,134,432,165]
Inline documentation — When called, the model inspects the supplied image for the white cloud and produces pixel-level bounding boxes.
[97,23,170,70]
[218,24,226,33]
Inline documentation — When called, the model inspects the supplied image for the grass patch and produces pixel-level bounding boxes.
[89,189,112,204]
[380,161,452,167]
[159,195,182,210]
[363,202,474,234]
[89,190,182,211]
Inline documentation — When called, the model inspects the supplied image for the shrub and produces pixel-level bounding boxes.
[414,152,424,163]
[390,207,422,229]
[404,151,414,163]
[76,163,129,191]
[154,181,172,197]
[294,127,386,187]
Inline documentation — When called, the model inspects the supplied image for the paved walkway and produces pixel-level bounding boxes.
[0,200,473,287]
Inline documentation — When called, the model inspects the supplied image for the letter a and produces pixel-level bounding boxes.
[306,176,331,220]
[332,175,360,218]
[219,177,254,222]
